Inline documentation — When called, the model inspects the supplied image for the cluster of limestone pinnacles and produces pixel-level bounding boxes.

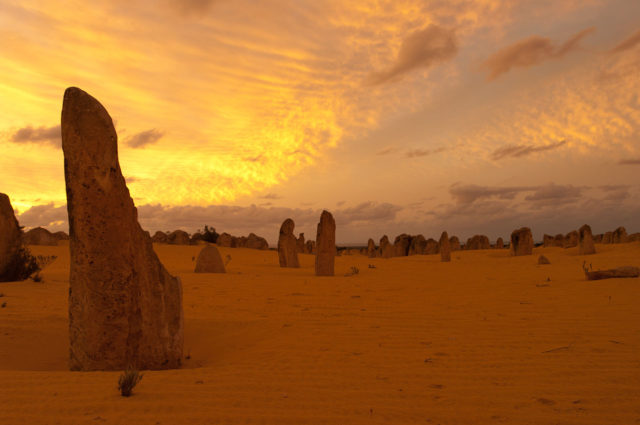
[0,86,631,373]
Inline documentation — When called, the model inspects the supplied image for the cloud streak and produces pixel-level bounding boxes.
[9,125,61,147]
[491,140,567,160]
[125,129,164,148]
[367,25,457,85]
[610,28,640,54]
[483,27,595,80]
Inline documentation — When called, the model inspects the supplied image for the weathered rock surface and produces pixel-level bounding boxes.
[62,87,183,371]
[465,235,490,250]
[393,234,412,257]
[54,231,70,241]
[439,231,450,262]
[602,231,613,244]
[408,235,425,255]
[278,218,299,268]
[151,231,168,243]
[538,255,550,265]
[510,227,533,256]
[612,226,628,244]
[543,234,554,247]
[367,238,376,258]
[216,233,232,247]
[585,266,639,280]
[379,235,393,258]
[563,231,578,248]
[495,237,504,249]
[424,238,439,255]
[167,230,191,245]
[296,233,305,254]
[23,227,58,246]
[305,240,315,254]
[578,224,596,255]
[0,193,24,282]
[246,233,268,250]
[194,245,226,273]
[449,236,461,251]
[315,210,336,276]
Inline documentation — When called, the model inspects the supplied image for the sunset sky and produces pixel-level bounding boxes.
[1,0,639,244]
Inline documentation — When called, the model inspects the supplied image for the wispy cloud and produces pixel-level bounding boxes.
[367,25,457,85]
[491,140,567,160]
[610,28,640,54]
[405,147,446,158]
[483,27,595,80]
[9,124,61,147]
[125,129,164,148]
[618,158,640,165]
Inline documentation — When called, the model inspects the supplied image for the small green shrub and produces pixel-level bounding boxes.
[118,369,143,397]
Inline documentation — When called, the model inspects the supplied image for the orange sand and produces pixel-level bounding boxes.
[1,242,639,424]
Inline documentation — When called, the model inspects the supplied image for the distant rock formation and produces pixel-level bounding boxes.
[245,233,268,250]
[194,245,226,273]
[465,235,490,250]
[0,193,25,282]
[216,232,232,247]
[424,238,439,254]
[439,231,450,262]
[538,255,550,265]
[315,210,336,276]
[151,231,169,243]
[612,226,628,244]
[53,231,70,241]
[593,233,603,243]
[278,218,300,268]
[305,240,315,254]
[367,238,376,258]
[543,234,554,247]
[379,235,393,258]
[296,233,305,254]
[553,234,564,247]
[408,234,426,255]
[563,231,578,248]
[628,233,640,242]
[495,237,504,249]
[190,232,204,245]
[167,230,191,245]
[449,236,461,251]
[578,224,596,255]
[510,227,533,256]
[23,227,58,246]
[393,234,412,257]
[62,87,182,371]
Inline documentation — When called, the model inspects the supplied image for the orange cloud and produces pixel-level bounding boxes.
[610,28,640,54]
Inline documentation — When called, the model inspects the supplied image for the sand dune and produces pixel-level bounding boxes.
[1,242,639,424]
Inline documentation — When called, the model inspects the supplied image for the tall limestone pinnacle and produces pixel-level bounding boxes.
[62,87,183,371]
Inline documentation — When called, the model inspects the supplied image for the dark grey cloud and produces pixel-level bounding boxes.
[367,25,457,85]
[491,140,567,160]
[483,27,595,80]
[610,28,640,54]
[618,158,640,165]
[125,129,164,148]
[523,183,583,205]
[9,124,61,147]
[449,183,532,205]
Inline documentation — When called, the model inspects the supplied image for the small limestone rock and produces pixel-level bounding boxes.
[495,237,504,249]
[379,235,393,258]
[278,218,300,268]
[538,255,550,265]
[578,224,596,255]
[194,245,226,273]
[439,231,451,262]
[449,236,461,251]
[510,227,533,256]
[315,210,336,276]
[367,238,376,258]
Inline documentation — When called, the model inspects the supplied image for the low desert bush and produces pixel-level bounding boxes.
[0,247,40,282]
[118,369,143,397]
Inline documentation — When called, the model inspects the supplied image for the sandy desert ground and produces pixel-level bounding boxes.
[1,242,639,424]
